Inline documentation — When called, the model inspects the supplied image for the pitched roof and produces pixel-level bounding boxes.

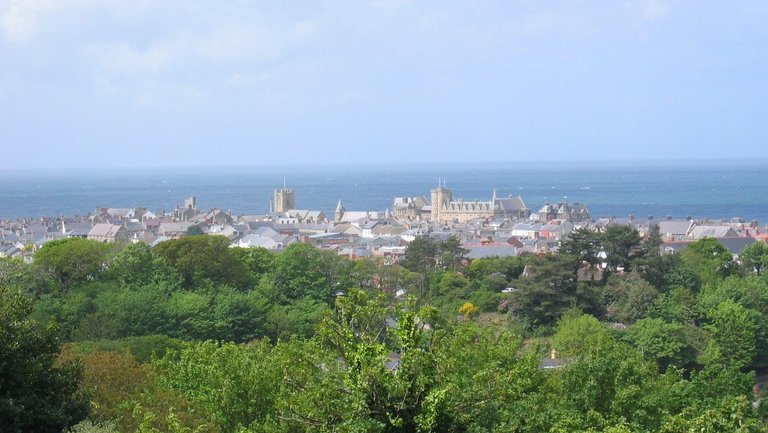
[88,223,123,238]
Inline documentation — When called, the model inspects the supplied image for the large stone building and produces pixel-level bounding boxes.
[392,196,429,220]
[534,202,591,223]
[273,184,295,213]
[430,184,530,225]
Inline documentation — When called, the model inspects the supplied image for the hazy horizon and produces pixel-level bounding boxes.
[2,1,767,169]
[1,157,767,175]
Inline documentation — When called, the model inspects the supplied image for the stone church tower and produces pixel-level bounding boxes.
[430,179,452,224]
[273,181,295,213]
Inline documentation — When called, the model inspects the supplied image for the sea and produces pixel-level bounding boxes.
[1,160,767,225]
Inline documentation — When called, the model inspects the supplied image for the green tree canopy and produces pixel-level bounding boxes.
[740,241,768,277]
[705,299,756,369]
[681,238,737,287]
[155,235,250,289]
[34,238,112,292]
[0,286,89,432]
[623,317,691,369]
[106,242,181,290]
[552,310,612,357]
[560,226,601,266]
[271,242,332,303]
[513,253,583,326]
[601,224,642,272]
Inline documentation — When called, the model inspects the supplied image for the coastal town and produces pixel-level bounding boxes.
[1,183,764,263]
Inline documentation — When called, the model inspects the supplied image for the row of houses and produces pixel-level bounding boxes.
[2,191,765,264]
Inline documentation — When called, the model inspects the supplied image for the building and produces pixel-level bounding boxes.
[87,223,126,243]
[430,183,531,225]
[392,196,429,220]
[534,202,591,223]
[273,184,295,213]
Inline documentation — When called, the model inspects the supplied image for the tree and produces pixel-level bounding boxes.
[644,223,663,256]
[623,318,690,369]
[106,242,181,290]
[740,241,768,277]
[0,286,89,432]
[458,301,479,319]
[58,347,150,423]
[560,226,601,266]
[649,286,698,324]
[156,340,281,433]
[266,297,328,341]
[552,310,612,357]
[681,238,737,287]
[185,224,204,236]
[0,256,33,291]
[229,246,275,276]
[402,236,439,294]
[34,238,112,292]
[467,256,524,281]
[601,224,641,272]
[271,242,332,303]
[605,273,659,324]
[436,235,469,271]
[513,253,583,326]
[155,235,250,289]
[705,300,756,369]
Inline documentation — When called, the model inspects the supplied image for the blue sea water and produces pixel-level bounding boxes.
[1,160,766,225]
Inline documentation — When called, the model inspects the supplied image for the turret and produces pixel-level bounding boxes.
[335,199,345,222]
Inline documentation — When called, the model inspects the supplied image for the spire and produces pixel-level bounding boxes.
[335,199,345,213]
[491,188,497,202]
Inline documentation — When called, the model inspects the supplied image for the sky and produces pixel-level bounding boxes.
[1,0,767,169]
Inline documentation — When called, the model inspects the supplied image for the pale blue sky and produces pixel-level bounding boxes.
[1,1,766,169]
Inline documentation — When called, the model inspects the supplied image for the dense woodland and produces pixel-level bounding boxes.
[3,226,768,432]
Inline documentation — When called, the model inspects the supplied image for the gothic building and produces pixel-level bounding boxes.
[430,183,530,225]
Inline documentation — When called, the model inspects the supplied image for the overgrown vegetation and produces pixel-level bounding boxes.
[3,229,768,432]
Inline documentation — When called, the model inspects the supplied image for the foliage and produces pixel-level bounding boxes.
[106,242,181,290]
[643,223,663,256]
[681,238,737,287]
[513,253,584,326]
[466,256,524,281]
[605,273,659,324]
[705,299,756,369]
[156,340,280,433]
[622,318,691,369]
[266,296,329,341]
[601,224,642,272]
[0,255,34,291]
[271,242,333,303]
[229,246,275,276]
[59,347,150,423]
[185,225,205,236]
[0,285,88,432]
[741,241,768,276]
[34,237,112,292]
[155,235,250,289]
[552,310,612,357]
[13,228,768,432]
[435,235,469,271]
[68,335,187,364]
[458,301,479,319]
[560,226,601,266]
